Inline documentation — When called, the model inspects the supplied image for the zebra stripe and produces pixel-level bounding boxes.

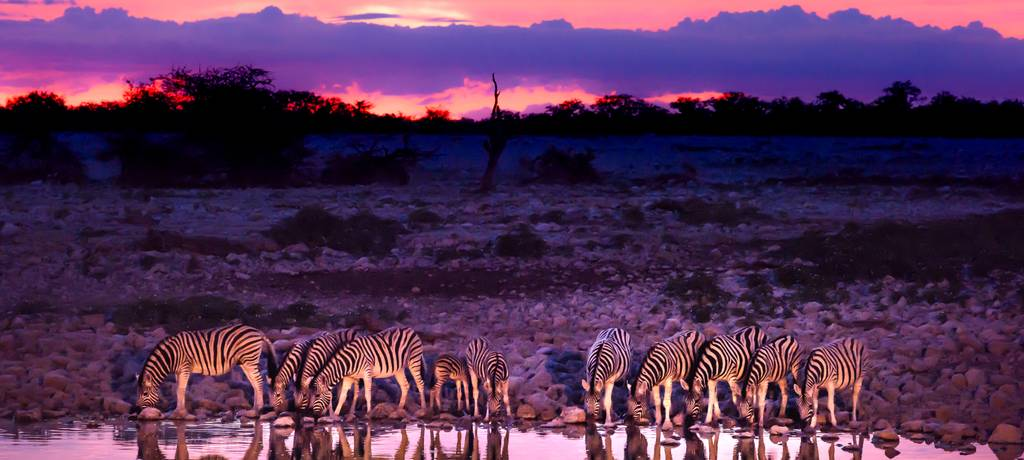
[685,332,754,424]
[582,328,632,425]
[730,325,768,355]
[628,330,705,425]
[310,326,426,417]
[293,328,359,411]
[466,338,512,419]
[271,332,325,412]
[798,338,866,428]
[136,323,278,416]
[483,351,511,418]
[740,334,802,426]
[431,353,470,413]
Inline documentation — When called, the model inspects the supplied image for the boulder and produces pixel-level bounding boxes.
[989,424,1023,444]
[102,397,132,415]
[769,425,789,436]
[42,371,70,391]
[560,406,587,424]
[964,368,986,388]
[15,408,42,423]
[874,429,900,442]
[900,420,926,432]
[272,415,295,428]
[516,404,537,420]
[137,407,163,421]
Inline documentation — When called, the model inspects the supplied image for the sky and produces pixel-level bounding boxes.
[1,1,1022,118]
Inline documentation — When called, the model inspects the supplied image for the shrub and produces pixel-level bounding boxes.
[528,210,566,224]
[321,142,431,186]
[0,133,84,184]
[665,272,729,323]
[408,208,442,225]
[105,296,329,331]
[618,204,646,228]
[523,146,600,184]
[495,224,548,258]
[138,229,251,257]
[649,198,767,226]
[104,133,204,188]
[267,206,404,256]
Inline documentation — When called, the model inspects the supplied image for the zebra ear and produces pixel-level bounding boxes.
[580,379,589,392]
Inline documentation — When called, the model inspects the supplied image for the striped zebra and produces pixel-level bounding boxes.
[136,323,278,418]
[430,353,471,413]
[627,330,705,428]
[797,338,866,428]
[581,328,632,425]
[730,325,768,355]
[309,326,427,418]
[270,332,324,412]
[740,334,802,426]
[293,328,359,413]
[466,338,511,419]
[684,333,755,424]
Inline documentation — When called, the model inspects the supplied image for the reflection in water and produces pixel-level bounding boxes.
[1,419,1005,460]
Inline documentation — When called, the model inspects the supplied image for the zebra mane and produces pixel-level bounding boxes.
[587,342,609,391]
[138,334,175,388]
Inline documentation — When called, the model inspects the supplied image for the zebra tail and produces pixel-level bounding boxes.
[262,335,279,382]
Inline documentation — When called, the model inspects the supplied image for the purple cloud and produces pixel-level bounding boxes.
[336,12,401,21]
[1,5,1021,100]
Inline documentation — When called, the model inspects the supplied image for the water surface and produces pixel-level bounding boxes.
[1,420,1016,460]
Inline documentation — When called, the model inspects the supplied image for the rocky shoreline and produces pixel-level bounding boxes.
[0,177,1022,447]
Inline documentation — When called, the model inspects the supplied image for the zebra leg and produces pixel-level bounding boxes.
[728,380,741,408]
[173,370,191,417]
[468,371,480,418]
[241,362,264,417]
[410,362,427,412]
[811,392,820,429]
[661,382,673,430]
[347,379,359,420]
[651,385,663,425]
[705,380,717,425]
[826,383,837,427]
[363,377,374,419]
[502,381,511,418]
[777,380,788,420]
[395,372,411,413]
[758,382,769,427]
[333,378,353,417]
[602,381,615,425]
[852,378,863,423]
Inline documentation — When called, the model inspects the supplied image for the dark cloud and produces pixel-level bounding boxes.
[0,0,75,4]
[336,12,401,21]
[1,5,1022,99]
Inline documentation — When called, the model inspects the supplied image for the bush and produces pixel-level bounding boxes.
[321,142,431,186]
[618,204,646,228]
[267,206,404,256]
[665,272,729,323]
[408,208,442,225]
[775,210,1024,285]
[523,146,600,184]
[649,198,767,226]
[0,133,84,184]
[495,224,548,258]
[528,210,566,224]
[138,229,251,257]
[105,296,329,331]
[104,133,204,187]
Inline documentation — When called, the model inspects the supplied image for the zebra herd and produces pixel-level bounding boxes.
[135,322,866,429]
[586,326,867,429]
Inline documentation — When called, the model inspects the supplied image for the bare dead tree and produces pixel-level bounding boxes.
[479,73,508,192]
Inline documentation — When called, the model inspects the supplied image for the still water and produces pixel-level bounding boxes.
[0,420,1016,460]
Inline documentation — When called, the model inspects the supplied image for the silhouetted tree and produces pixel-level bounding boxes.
[875,80,923,112]
[480,73,509,192]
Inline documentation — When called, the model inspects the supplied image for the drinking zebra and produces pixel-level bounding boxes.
[271,333,323,412]
[684,334,754,424]
[627,330,705,428]
[797,338,866,428]
[730,325,768,355]
[309,326,427,418]
[293,328,359,413]
[581,328,632,425]
[431,353,471,413]
[466,338,511,419]
[740,334,802,426]
[136,323,278,418]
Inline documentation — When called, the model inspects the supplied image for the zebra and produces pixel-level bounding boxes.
[482,351,511,419]
[136,323,278,418]
[730,325,768,355]
[797,338,866,429]
[627,330,705,428]
[309,326,427,418]
[270,332,324,412]
[684,333,756,425]
[581,328,632,425]
[293,328,359,413]
[431,353,471,413]
[739,334,802,426]
[466,337,511,419]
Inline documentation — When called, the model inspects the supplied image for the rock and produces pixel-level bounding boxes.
[137,407,163,421]
[560,406,586,424]
[259,412,277,421]
[950,374,967,389]
[901,420,925,432]
[516,404,537,420]
[873,419,892,431]
[989,424,1023,444]
[15,408,42,423]
[1,223,19,237]
[318,415,341,424]
[769,425,789,436]
[541,419,566,428]
[42,371,70,391]
[964,368,986,388]
[874,429,900,442]
[272,416,295,428]
[102,397,132,415]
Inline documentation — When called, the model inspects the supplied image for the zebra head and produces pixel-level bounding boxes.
[580,379,602,420]
[271,380,289,413]
[625,382,648,423]
[797,388,816,426]
[136,374,162,409]
[483,380,505,415]
[738,385,755,424]
[684,390,702,421]
[309,376,333,416]
[293,377,312,411]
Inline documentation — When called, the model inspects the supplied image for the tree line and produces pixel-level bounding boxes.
[2,66,1023,137]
